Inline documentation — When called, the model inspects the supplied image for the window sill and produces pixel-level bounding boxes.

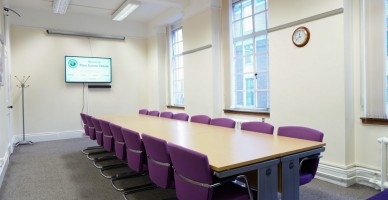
[223,108,270,117]
[360,117,388,125]
[166,105,185,110]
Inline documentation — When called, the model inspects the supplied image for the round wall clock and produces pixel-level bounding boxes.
[292,26,310,47]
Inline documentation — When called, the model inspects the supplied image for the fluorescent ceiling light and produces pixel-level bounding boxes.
[113,0,140,21]
[46,29,125,40]
[53,0,70,14]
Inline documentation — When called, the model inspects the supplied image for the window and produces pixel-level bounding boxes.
[170,27,184,106]
[386,0,388,114]
[231,0,269,110]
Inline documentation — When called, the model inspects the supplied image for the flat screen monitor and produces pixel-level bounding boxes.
[65,56,112,83]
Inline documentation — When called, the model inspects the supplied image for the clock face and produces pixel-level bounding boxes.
[292,27,310,47]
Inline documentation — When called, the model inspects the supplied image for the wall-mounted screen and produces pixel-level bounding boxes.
[65,56,112,83]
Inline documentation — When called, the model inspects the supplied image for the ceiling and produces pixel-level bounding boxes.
[9,0,190,22]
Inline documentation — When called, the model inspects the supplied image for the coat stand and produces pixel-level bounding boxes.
[15,76,33,146]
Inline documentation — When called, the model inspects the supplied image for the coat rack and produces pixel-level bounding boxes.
[15,76,33,146]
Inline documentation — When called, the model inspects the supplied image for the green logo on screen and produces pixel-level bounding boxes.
[68,59,78,68]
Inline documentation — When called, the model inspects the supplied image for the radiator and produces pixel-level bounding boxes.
[378,137,388,191]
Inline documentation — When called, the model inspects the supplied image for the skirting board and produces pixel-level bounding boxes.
[12,130,86,144]
[0,144,11,189]
[316,163,381,190]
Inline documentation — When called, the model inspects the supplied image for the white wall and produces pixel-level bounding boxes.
[11,26,148,135]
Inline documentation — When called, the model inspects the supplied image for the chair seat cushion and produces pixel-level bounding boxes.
[213,182,254,200]
[367,189,388,200]
[300,172,314,186]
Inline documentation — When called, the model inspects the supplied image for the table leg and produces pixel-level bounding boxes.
[258,164,278,200]
[281,157,300,200]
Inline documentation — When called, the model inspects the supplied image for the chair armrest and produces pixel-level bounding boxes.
[300,154,323,169]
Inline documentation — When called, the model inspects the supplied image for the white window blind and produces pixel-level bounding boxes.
[362,0,387,118]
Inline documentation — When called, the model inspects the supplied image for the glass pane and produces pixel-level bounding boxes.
[177,29,182,42]
[257,72,268,89]
[257,91,268,109]
[242,17,253,35]
[243,38,253,56]
[235,41,243,57]
[236,91,244,106]
[256,54,268,71]
[178,42,183,54]
[243,55,254,73]
[254,0,266,13]
[173,69,179,80]
[177,81,183,93]
[245,77,254,90]
[233,21,242,37]
[242,0,252,18]
[173,93,183,105]
[176,56,183,68]
[236,74,244,90]
[246,91,255,107]
[235,57,243,74]
[254,12,267,32]
[178,68,184,80]
[255,35,267,54]
[233,2,242,21]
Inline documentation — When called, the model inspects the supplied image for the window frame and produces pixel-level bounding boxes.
[230,0,270,111]
[169,26,184,106]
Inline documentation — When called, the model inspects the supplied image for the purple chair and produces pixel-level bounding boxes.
[368,190,388,200]
[241,121,274,134]
[172,113,189,121]
[84,114,96,140]
[110,123,126,161]
[139,109,149,115]
[100,119,115,152]
[81,114,105,155]
[190,115,211,125]
[80,113,89,136]
[118,128,155,193]
[278,126,324,186]
[148,110,160,117]
[91,117,104,146]
[141,133,174,189]
[168,143,254,200]
[92,119,120,169]
[160,111,173,119]
[210,118,236,128]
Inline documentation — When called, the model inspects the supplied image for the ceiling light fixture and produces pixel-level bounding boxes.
[53,0,70,14]
[112,0,140,21]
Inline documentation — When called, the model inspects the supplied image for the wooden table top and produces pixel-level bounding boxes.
[98,114,326,172]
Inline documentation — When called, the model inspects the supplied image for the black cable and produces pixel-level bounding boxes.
[81,83,85,128]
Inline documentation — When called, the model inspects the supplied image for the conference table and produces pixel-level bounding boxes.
[99,114,326,200]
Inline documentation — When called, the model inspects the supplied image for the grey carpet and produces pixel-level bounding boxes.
[0,137,381,200]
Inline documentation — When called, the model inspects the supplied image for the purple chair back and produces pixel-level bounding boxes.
[110,123,126,161]
[190,115,211,125]
[241,121,274,134]
[84,114,96,140]
[91,117,104,146]
[278,126,324,185]
[210,118,236,128]
[139,109,149,115]
[148,110,160,117]
[160,111,173,119]
[168,143,213,200]
[172,113,189,121]
[278,126,323,142]
[99,119,114,152]
[80,113,89,136]
[122,127,146,173]
[142,133,174,189]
